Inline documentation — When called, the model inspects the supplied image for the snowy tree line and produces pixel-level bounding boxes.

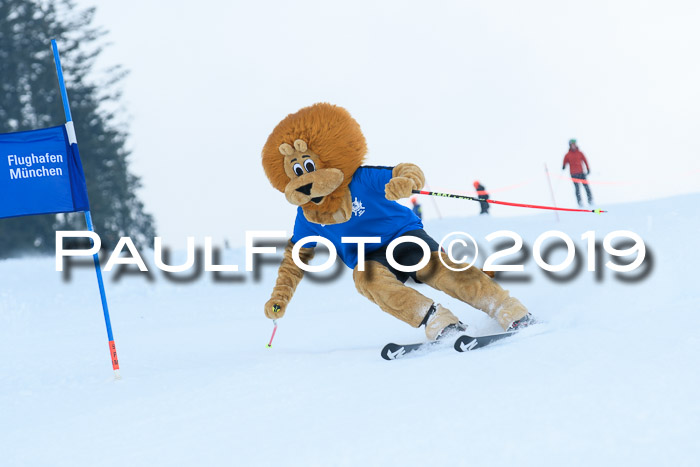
[0,0,155,258]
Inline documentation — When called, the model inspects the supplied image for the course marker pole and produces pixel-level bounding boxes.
[544,163,560,222]
[52,40,121,379]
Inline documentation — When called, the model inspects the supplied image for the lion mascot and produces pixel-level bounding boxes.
[261,103,531,341]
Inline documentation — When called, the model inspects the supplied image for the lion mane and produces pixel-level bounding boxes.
[261,103,367,214]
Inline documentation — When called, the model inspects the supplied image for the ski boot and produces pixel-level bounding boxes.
[507,312,535,332]
[423,303,467,341]
[437,321,468,340]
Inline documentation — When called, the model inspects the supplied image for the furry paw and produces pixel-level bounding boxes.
[264,299,287,319]
[385,176,415,200]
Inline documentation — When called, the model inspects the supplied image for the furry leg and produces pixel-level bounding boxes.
[353,261,434,328]
[416,251,529,330]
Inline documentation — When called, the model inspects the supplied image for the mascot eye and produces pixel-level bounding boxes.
[303,159,316,173]
[292,163,304,176]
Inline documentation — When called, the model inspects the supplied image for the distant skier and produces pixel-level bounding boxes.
[473,180,489,215]
[410,195,422,219]
[562,139,594,207]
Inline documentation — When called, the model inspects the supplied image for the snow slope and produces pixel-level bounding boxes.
[1,194,699,466]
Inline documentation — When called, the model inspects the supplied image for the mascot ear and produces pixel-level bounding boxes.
[279,143,295,156]
[294,139,308,153]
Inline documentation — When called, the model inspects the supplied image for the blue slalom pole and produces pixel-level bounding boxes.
[51,40,121,378]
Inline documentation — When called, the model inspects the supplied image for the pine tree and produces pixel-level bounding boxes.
[0,0,155,257]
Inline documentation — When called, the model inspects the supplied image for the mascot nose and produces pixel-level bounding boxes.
[296,183,313,196]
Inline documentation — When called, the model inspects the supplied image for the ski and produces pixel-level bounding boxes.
[452,331,516,352]
[381,330,519,360]
[381,340,441,360]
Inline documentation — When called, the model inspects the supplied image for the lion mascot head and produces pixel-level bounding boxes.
[261,103,367,224]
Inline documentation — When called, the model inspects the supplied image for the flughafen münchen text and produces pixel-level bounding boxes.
[8,153,64,179]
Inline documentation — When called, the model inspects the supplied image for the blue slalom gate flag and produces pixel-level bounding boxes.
[0,123,89,219]
[0,39,121,378]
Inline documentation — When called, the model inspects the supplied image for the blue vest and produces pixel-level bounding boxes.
[291,166,423,269]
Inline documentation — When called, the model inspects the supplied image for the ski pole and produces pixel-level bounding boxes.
[412,190,606,214]
[266,304,281,348]
[267,319,278,348]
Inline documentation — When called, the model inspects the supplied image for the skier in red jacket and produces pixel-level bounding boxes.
[562,139,593,207]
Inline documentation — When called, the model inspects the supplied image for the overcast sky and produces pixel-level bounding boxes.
[76,0,700,246]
